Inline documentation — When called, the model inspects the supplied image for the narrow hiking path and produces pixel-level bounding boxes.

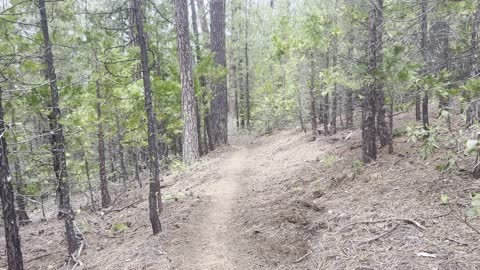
[167,146,260,270]
[165,130,329,270]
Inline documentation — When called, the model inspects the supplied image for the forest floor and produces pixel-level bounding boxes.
[2,109,480,269]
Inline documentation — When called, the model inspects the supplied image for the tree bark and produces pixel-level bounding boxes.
[421,0,429,129]
[95,80,111,208]
[298,87,306,133]
[471,2,480,79]
[231,3,240,130]
[244,0,251,128]
[175,0,200,163]
[209,0,229,145]
[11,110,30,225]
[308,57,318,140]
[195,0,212,153]
[132,0,162,235]
[415,93,421,121]
[323,94,330,136]
[331,14,339,134]
[115,112,128,187]
[0,88,24,270]
[132,149,142,188]
[374,0,390,149]
[196,0,210,41]
[363,0,381,163]
[84,158,96,210]
[38,0,79,255]
[190,0,204,155]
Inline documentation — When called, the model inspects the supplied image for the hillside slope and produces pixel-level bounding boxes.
[2,111,480,269]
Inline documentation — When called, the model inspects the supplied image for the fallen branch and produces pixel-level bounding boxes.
[103,199,144,215]
[293,250,312,263]
[25,251,62,263]
[70,241,84,270]
[446,237,468,246]
[358,222,399,244]
[463,216,480,235]
[340,217,426,232]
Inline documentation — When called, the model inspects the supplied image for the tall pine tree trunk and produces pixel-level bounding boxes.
[175,0,200,163]
[95,80,111,208]
[363,0,381,163]
[209,0,229,145]
[38,0,79,255]
[374,0,390,149]
[231,3,240,130]
[0,88,24,270]
[196,0,212,152]
[132,0,162,235]
[190,0,206,155]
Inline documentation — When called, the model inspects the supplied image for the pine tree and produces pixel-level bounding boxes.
[175,0,200,163]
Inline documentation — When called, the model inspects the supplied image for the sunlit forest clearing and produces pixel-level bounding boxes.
[1,0,480,269]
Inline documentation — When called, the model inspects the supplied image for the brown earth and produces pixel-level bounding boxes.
[1,109,480,269]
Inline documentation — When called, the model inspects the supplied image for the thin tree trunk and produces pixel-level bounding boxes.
[175,0,200,163]
[308,57,318,140]
[132,0,162,235]
[415,93,421,121]
[345,89,353,128]
[109,140,117,183]
[11,111,30,225]
[331,12,339,134]
[389,95,394,154]
[0,88,24,270]
[472,2,480,79]
[190,0,203,155]
[84,158,96,210]
[195,0,213,152]
[115,112,128,187]
[323,94,330,136]
[38,0,79,254]
[231,3,240,130]
[421,0,429,129]
[132,149,142,188]
[239,58,246,129]
[244,0,251,128]
[233,64,240,129]
[297,87,306,133]
[377,90,390,148]
[95,81,111,208]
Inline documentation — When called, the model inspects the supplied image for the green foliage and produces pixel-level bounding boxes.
[466,194,480,217]
[406,125,441,159]
[110,222,130,235]
[440,194,450,204]
[322,154,339,166]
[351,159,364,174]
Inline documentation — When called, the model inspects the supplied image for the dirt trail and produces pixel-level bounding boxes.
[169,146,256,270]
